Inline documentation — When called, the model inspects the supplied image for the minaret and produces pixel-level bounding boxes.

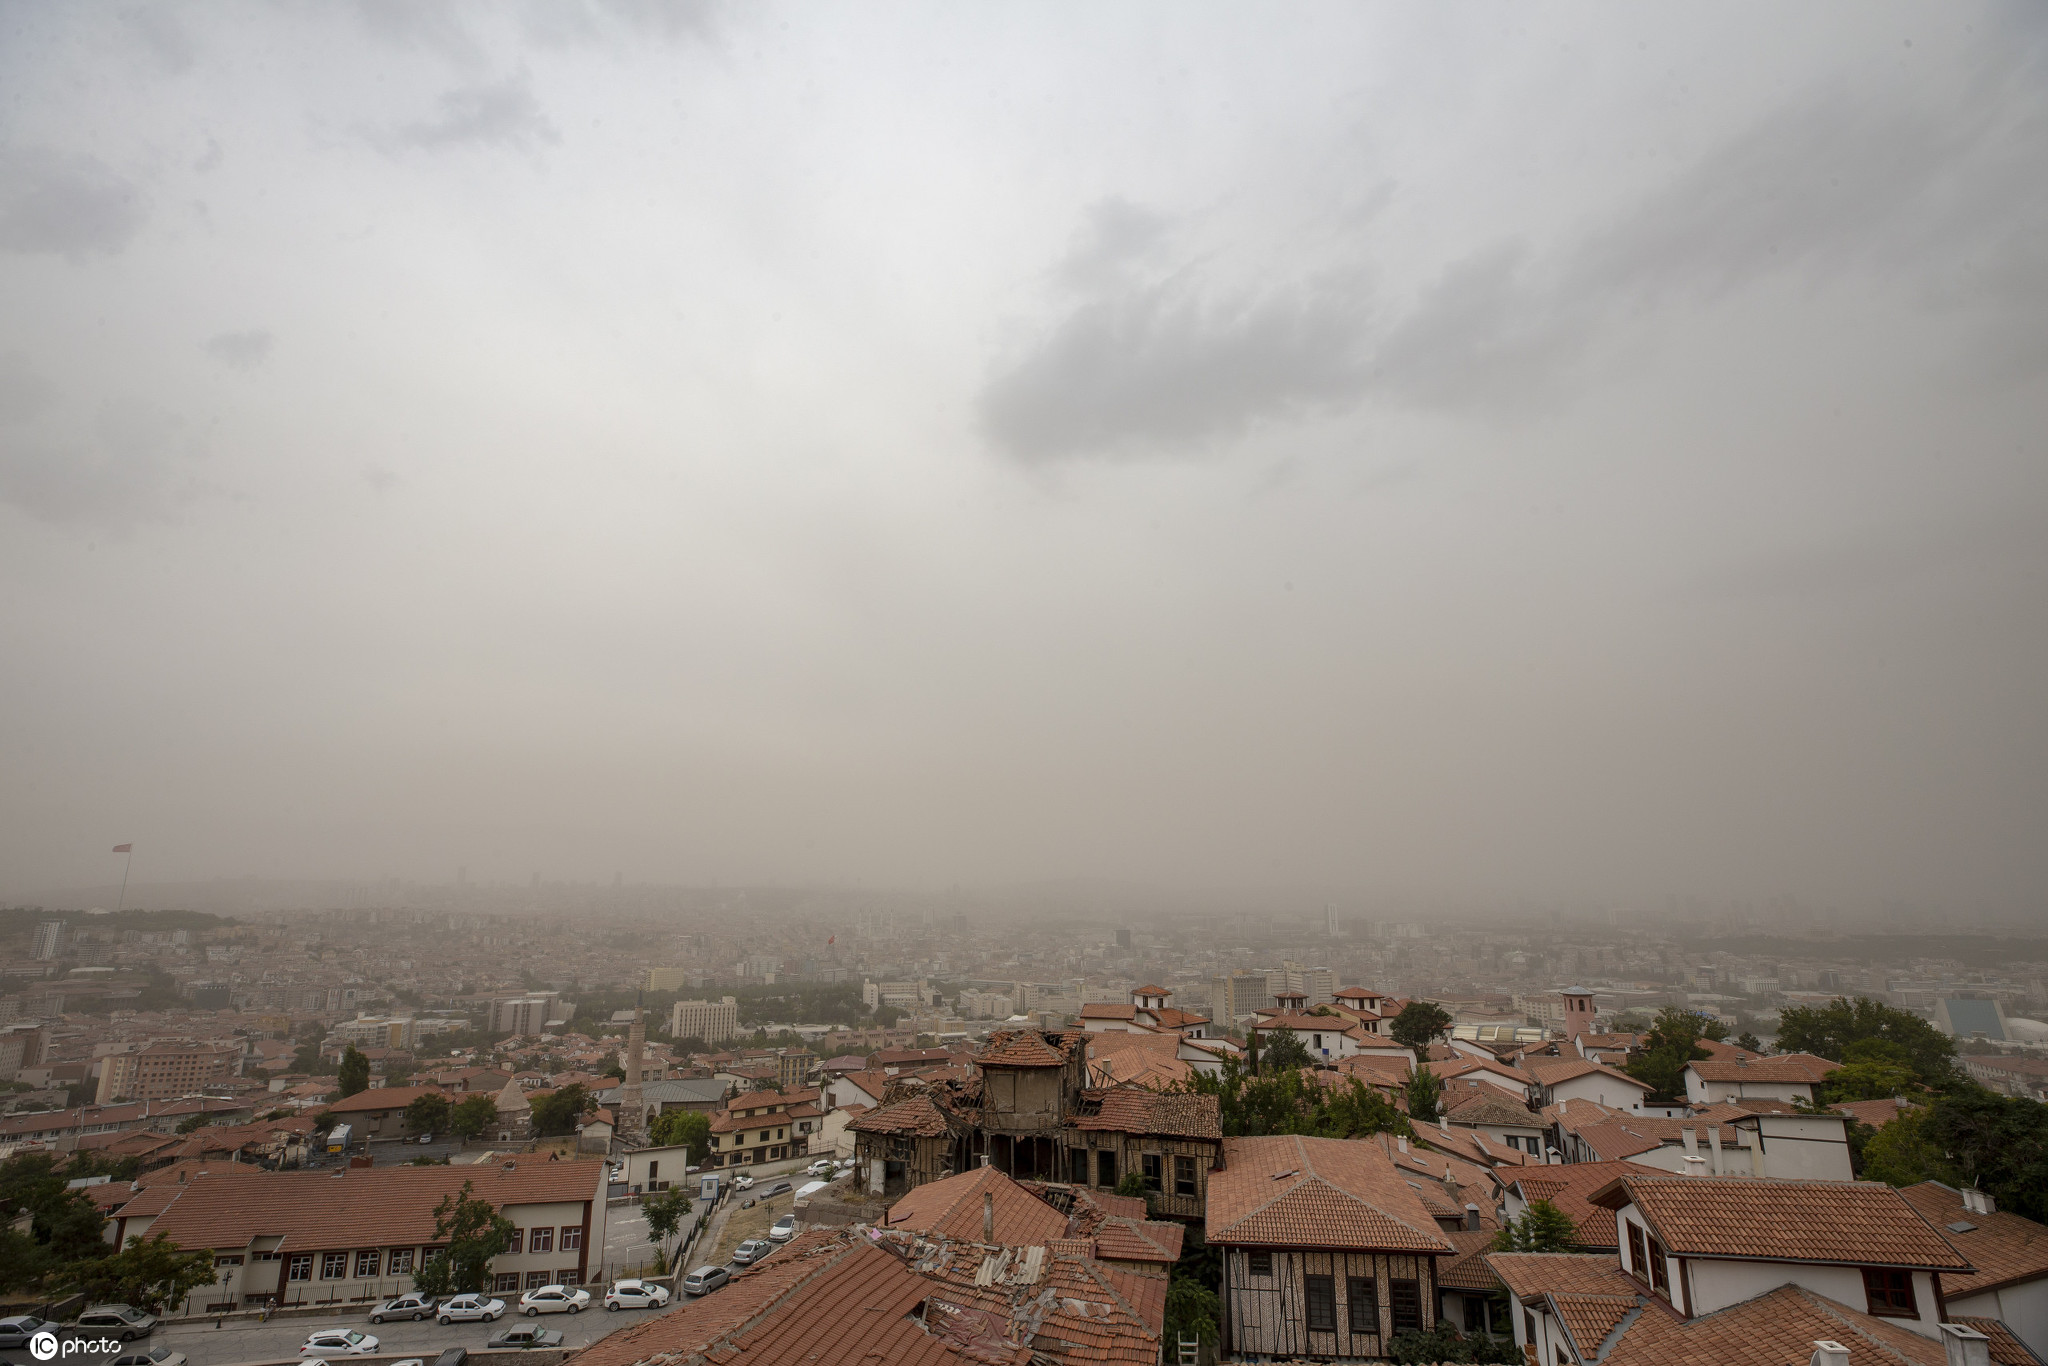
[622,991,647,1145]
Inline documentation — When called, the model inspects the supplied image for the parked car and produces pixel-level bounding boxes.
[807,1159,836,1178]
[370,1293,438,1323]
[731,1238,773,1266]
[835,1158,854,1170]
[417,1132,435,1144]
[436,1295,505,1324]
[0,1317,55,1350]
[486,1326,563,1351]
[768,1214,798,1243]
[110,1351,186,1366]
[300,1329,379,1356]
[518,1285,590,1316]
[680,1265,730,1296]
[603,1279,671,1311]
[764,1181,793,1196]
[430,1350,467,1366]
[76,1306,158,1341]
[731,1172,755,1190]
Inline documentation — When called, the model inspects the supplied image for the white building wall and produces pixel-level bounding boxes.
[1547,1073,1649,1111]
[1685,1259,1941,1337]
[1946,1283,2048,1362]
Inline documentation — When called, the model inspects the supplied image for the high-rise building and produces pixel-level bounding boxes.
[95,1044,239,1103]
[30,921,63,960]
[491,996,560,1036]
[1210,972,1266,1026]
[644,966,690,992]
[1324,905,1342,938]
[670,996,740,1043]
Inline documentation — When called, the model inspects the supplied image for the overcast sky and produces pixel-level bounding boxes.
[2,2,2044,911]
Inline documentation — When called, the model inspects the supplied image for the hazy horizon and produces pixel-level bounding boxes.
[4,3,2045,911]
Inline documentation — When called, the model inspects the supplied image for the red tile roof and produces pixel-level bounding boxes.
[1206,1134,1453,1254]
[144,1159,604,1252]
[847,1093,957,1138]
[1686,1054,1835,1084]
[1091,1217,1184,1264]
[884,1165,1068,1246]
[1592,1174,1969,1270]
[1072,1087,1221,1141]
[1505,1161,1647,1249]
[1524,1057,1649,1091]
[321,1083,448,1114]
[1899,1181,2048,1295]
[977,1030,1083,1069]
[1486,1251,1636,1302]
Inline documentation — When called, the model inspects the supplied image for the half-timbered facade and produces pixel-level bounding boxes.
[1064,1086,1223,1222]
[1207,1133,1453,1360]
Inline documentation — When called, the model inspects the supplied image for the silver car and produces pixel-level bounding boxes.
[436,1295,506,1324]
[370,1293,437,1323]
[680,1265,729,1296]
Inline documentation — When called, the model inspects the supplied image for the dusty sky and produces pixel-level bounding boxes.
[2,2,2044,910]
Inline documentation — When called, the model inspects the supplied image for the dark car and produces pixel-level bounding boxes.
[486,1326,563,1350]
[764,1181,792,1196]
[430,1349,467,1366]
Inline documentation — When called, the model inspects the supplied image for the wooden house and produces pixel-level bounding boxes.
[1064,1085,1223,1222]
[974,1029,1088,1181]
[849,1091,969,1198]
[1207,1133,1454,1360]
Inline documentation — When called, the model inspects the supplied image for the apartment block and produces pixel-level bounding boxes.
[95,1044,239,1103]
[670,996,740,1043]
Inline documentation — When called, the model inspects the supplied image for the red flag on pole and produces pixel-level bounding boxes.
[113,844,133,853]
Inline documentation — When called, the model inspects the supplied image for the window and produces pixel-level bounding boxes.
[1389,1278,1422,1332]
[1626,1222,1647,1277]
[525,1271,551,1290]
[1305,1274,1336,1332]
[507,1228,525,1254]
[321,1252,348,1280]
[284,1254,311,1281]
[355,1250,380,1278]
[494,1273,521,1293]
[1862,1268,1917,1317]
[388,1249,414,1274]
[559,1227,581,1251]
[1646,1235,1669,1299]
[1141,1153,1162,1192]
[1347,1277,1377,1333]
[1097,1150,1117,1187]
[648,1161,659,1179]
[1525,1309,1537,1344]
[215,1255,244,1267]
[1070,1149,1090,1184]
[530,1227,553,1254]
[1174,1155,1197,1197]
[559,1269,579,1286]
[1247,1251,1272,1277]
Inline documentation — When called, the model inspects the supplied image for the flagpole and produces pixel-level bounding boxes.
[116,847,133,913]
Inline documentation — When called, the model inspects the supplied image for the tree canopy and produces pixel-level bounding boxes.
[412,1181,514,1296]
[68,1233,216,1313]
[1491,1198,1578,1252]
[1389,1002,1453,1051]
[1624,1007,1726,1101]
[337,1045,371,1098]
[1405,1065,1444,1124]
[1256,1027,1315,1072]
[1775,997,1959,1090]
[649,1108,711,1161]
[529,1083,591,1137]
[1181,1060,1413,1141]
[450,1092,499,1139]
[405,1092,452,1135]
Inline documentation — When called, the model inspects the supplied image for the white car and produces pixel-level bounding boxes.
[603,1280,671,1311]
[519,1285,590,1316]
[768,1214,798,1243]
[369,1294,437,1323]
[300,1330,378,1356]
[807,1159,836,1178]
[436,1294,506,1324]
[731,1172,755,1190]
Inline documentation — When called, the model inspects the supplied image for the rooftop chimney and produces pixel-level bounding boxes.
[1961,1188,1996,1215]
[1463,1203,1480,1232]
[1810,1342,1849,1366]
[1396,1136,1407,1154]
[983,1191,995,1244]
[1940,1323,1993,1366]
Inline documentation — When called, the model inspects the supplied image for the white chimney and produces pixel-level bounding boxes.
[1396,1136,1407,1153]
[1809,1342,1850,1366]
[1705,1126,1723,1176]
[1940,1323,1993,1366]
[1961,1188,1996,1215]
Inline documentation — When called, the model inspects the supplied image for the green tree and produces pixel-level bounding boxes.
[1734,1032,1763,1054]
[175,1112,216,1134]
[0,1151,108,1264]
[642,1186,694,1272]
[1257,1027,1315,1072]
[337,1045,371,1098]
[66,1233,215,1313]
[1921,1087,2048,1221]
[1389,1323,1519,1364]
[1180,1062,1415,1141]
[412,1181,514,1296]
[1818,1045,1918,1104]
[405,1092,452,1135]
[649,1109,711,1161]
[1774,997,1959,1089]
[1625,1007,1717,1102]
[0,1223,50,1294]
[1858,1104,1955,1188]
[1320,1076,1414,1140]
[1405,1066,1445,1124]
[529,1083,591,1137]
[1163,1274,1220,1350]
[450,1092,498,1140]
[1389,1002,1454,1052]
[1491,1199,1578,1252]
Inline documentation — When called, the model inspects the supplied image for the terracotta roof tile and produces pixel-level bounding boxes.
[977,1030,1084,1069]
[1686,1054,1835,1084]
[1073,1087,1221,1141]
[1485,1251,1635,1302]
[1951,1317,2046,1366]
[321,1083,448,1114]
[1206,1134,1452,1254]
[1899,1181,2048,1295]
[847,1093,957,1138]
[1553,1292,1640,1355]
[1525,1057,1648,1091]
[884,1166,1068,1245]
[1092,1218,1184,1263]
[144,1159,603,1252]
[1505,1161,1646,1249]
[1600,1174,1969,1269]
[1435,1229,1503,1292]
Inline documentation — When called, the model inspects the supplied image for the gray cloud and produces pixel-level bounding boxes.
[0,148,145,259]
[205,330,275,369]
[0,354,56,424]
[0,401,213,529]
[378,74,560,152]
[121,5,196,74]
